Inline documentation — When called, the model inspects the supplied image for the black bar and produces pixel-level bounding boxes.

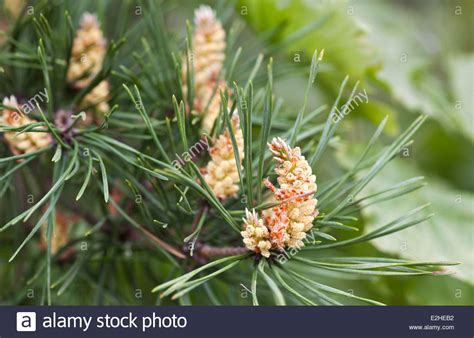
[2,306,473,338]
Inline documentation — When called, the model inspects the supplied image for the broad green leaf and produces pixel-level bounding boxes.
[238,0,379,92]
[447,54,474,142]
[361,161,473,284]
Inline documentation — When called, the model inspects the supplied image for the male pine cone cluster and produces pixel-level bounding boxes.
[241,138,318,257]
[203,113,244,199]
[67,12,110,119]
[182,5,227,133]
[1,0,26,45]
[39,211,71,255]
[0,96,52,155]
[185,6,245,199]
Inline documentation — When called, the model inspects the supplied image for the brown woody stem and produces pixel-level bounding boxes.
[191,242,249,258]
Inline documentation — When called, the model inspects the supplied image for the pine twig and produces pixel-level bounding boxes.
[190,242,249,259]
